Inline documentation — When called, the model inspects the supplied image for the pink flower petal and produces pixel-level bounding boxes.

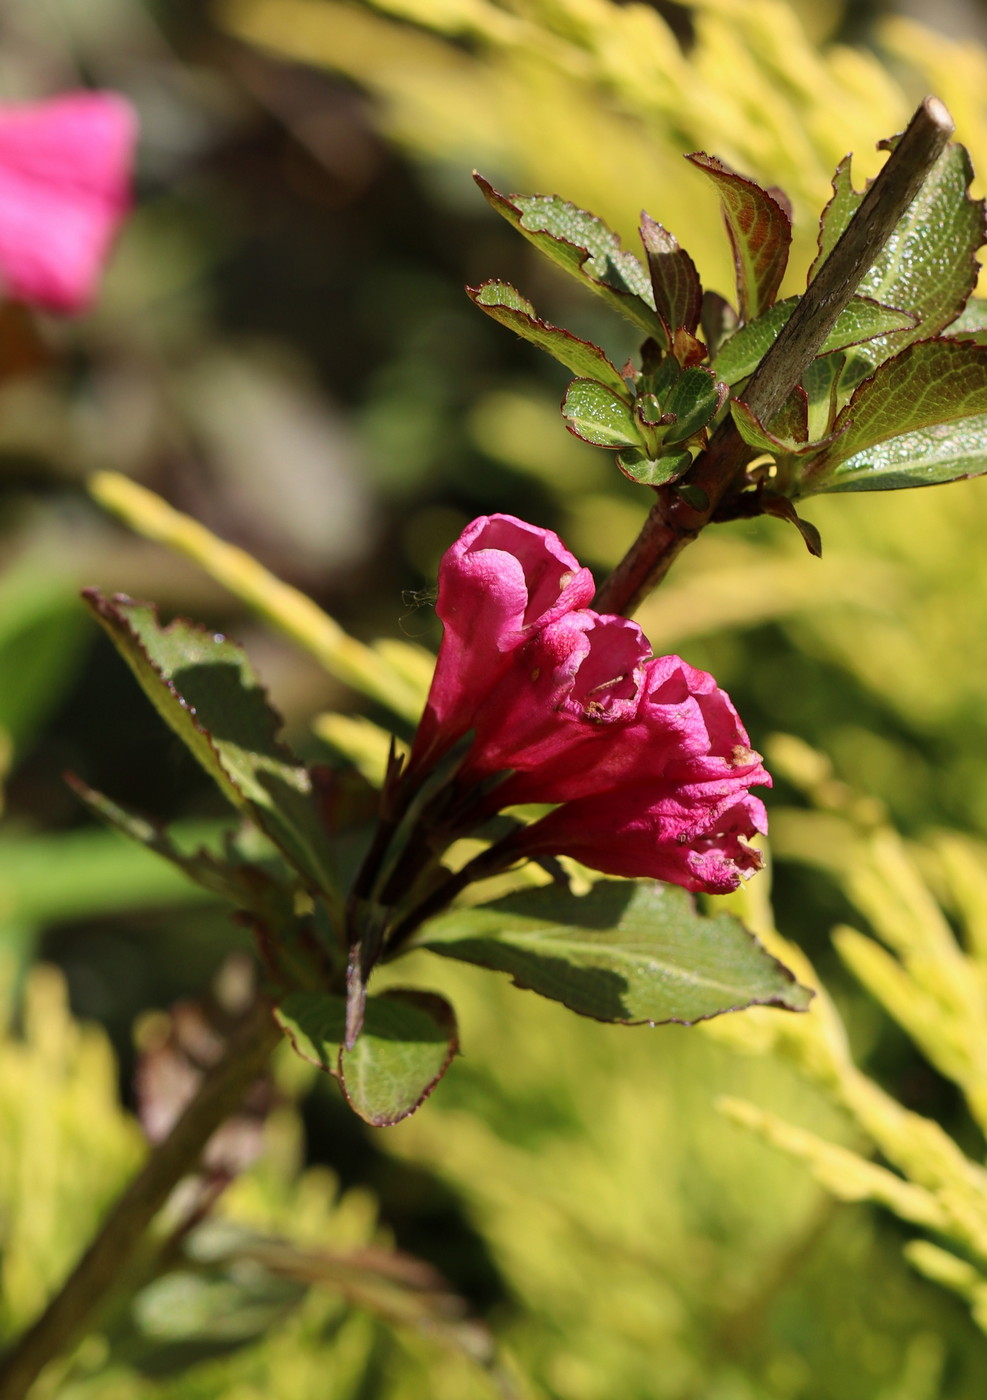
[410,514,594,769]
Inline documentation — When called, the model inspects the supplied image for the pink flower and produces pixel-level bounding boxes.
[410,516,770,894]
[0,92,137,313]
[409,514,595,771]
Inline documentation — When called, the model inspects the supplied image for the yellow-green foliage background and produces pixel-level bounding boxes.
[4,0,987,1394]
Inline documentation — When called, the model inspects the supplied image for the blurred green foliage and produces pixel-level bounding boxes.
[5,0,987,1394]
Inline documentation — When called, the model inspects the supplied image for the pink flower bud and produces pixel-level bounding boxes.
[0,92,137,313]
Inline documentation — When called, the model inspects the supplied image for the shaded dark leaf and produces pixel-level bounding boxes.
[418,880,811,1024]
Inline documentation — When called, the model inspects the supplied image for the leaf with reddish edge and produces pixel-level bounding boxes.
[466,280,629,396]
[672,327,708,368]
[473,173,663,339]
[945,296,987,343]
[83,591,340,907]
[562,378,648,449]
[713,296,917,387]
[731,394,846,458]
[809,141,985,368]
[639,213,702,337]
[616,447,692,486]
[806,338,987,489]
[806,414,987,493]
[276,989,458,1125]
[416,881,811,1025]
[686,153,791,322]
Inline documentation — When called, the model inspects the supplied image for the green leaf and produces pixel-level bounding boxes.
[945,296,987,343]
[466,280,629,395]
[731,393,843,458]
[276,989,458,1125]
[474,174,663,339]
[803,353,845,441]
[807,414,987,493]
[713,296,917,387]
[616,447,692,486]
[639,213,702,336]
[83,592,339,905]
[809,141,986,367]
[562,379,647,448]
[686,154,791,322]
[67,776,296,924]
[661,366,725,443]
[806,338,987,489]
[417,880,811,1024]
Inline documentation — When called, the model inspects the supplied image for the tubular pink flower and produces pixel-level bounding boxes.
[409,514,595,770]
[0,92,137,313]
[409,515,770,895]
[516,786,767,893]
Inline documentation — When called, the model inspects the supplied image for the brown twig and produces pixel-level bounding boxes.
[594,96,955,617]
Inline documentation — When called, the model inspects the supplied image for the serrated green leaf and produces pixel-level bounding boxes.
[417,880,810,1024]
[809,142,986,367]
[83,591,339,905]
[474,174,662,339]
[686,154,791,322]
[276,989,458,1125]
[562,379,647,448]
[639,213,702,336]
[467,280,629,395]
[806,338,987,487]
[616,447,692,486]
[807,414,987,493]
[713,297,917,387]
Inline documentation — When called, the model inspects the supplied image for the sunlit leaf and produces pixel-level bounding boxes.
[474,174,663,338]
[417,880,811,1024]
[467,280,629,395]
[944,296,987,343]
[713,297,916,387]
[686,154,791,321]
[809,141,986,367]
[639,213,702,336]
[807,414,987,493]
[805,339,987,489]
[661,365,726,443]
[562,379,647,448]
[616,447,692,486]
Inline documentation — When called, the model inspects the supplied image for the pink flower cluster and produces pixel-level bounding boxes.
[410,515,769,894]
[0,92,137,313]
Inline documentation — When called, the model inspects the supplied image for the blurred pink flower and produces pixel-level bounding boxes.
[412,514,770,894]
[0,92,137,312]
